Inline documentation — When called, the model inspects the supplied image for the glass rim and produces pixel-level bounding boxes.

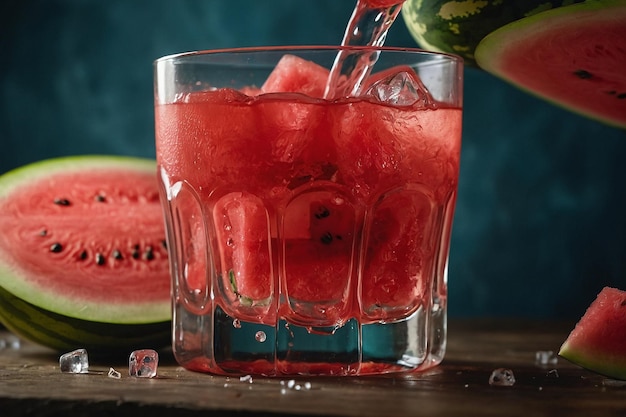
[154,45,463,65]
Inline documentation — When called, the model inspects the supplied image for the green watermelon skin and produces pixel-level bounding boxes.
[559,287,626,380]
[401,0,585,66]
[474,0,626,129]
[0,284,170,354]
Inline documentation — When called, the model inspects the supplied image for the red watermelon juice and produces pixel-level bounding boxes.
[155,47,463,376]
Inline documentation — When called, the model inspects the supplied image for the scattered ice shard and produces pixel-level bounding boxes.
[363,70,433,107]
[59,348,89,374]
[129,349,159,378]
[488,368,516,387]
[535,350,558,366]
[0,334,21,350]
[107,367,122,379]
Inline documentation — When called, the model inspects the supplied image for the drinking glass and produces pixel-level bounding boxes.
[154,46,463,376]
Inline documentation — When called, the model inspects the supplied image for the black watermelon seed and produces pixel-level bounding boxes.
[161,239,167,249]
[50,243,63,253]
[144,246,155,261]
[314,206,331,219]
[96,253,106,265]
[39,229,47,237]
[132,250,140,259]
[320,232,333,245]
[574,69,593,79]
[617,93,626,99]
[112,249,123,260]
[95,194,106,202]
[79,250,88,260]
[54,198,71,206]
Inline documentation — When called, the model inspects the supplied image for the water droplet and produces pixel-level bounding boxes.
[255,331,266,343]
[226,238,234,247]
[232,319,241,329]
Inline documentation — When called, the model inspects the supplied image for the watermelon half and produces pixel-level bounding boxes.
[474,0,626,129]
[559,286,626,380]
[0,156,171,352]
[401,0,584,66]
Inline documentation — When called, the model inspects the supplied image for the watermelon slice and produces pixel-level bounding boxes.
[0,156,171,352]
[559,286,626,380]
[401,0,585,67]
[474,0,626,129]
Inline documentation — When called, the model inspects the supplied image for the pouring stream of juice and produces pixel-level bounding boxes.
[324,0,405,99]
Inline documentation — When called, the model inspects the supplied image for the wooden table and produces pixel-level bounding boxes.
[1,319,624,416]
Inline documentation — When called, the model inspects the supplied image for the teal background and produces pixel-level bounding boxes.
[2,0,625,318]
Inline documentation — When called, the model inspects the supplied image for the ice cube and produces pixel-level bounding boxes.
[129,349,159,378]
[488,368,516,387]
[535,350,558,366]
[364,70,433,107]
[59,348,89,374]
[0,334,20,350]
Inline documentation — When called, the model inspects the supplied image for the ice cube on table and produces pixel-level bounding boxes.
[129,349,159,378]
[59,348,89,374]
[364,70,433,107]
[535,350,558,366]
[0,334,21,350]
[488,368,516,387]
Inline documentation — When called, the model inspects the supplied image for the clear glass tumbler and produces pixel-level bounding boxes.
[154,46,463,376]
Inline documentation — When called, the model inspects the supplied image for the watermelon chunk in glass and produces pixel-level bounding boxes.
[261,54,329,98]
[361,189,435,321]
[282,190,357,326]
[213,192,274,320]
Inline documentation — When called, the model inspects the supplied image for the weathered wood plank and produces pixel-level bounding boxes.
[0,320,624,416]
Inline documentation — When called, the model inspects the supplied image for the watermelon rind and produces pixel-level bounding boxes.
[401,0,585,66]
[474,0,626,129]
[559,287,626,380]
[0,284,170,353]
[0,155,171,325]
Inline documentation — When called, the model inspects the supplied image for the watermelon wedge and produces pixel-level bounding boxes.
[559,286,626,380]
[474,0,626,129]
[0,156,171,352]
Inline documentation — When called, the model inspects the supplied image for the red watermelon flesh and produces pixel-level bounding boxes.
[0,156,170,324]
[157,54,461,327]
[213,192,273,305]
[475,1,626,129]
[261,54,330,98]
[559,286,626,380]
[282,191,357,326]
[362,189,435,321]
